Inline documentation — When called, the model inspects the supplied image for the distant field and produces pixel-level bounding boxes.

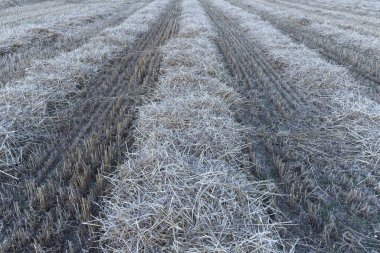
[0,0,379,252]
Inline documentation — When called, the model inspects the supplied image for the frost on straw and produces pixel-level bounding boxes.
[98,0,284,252]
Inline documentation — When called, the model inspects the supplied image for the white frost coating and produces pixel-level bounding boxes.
[0,1,65,15]
[0,1,144,47]
[0,0,171,168]
[98,0,284,252]
[285,0,380,16]
[237,0,380,58]
[210,0,380,185]
[249,0,380,37]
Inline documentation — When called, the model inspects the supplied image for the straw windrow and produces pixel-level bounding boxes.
[98,0,284,252]
[0,0,170,169]
[205,0,380,251]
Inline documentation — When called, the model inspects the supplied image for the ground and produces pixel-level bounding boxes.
[0,0,379,252]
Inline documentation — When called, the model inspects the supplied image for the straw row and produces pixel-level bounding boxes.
[207,0,380,250]
[0,0,170,169]
[98,0,284,252]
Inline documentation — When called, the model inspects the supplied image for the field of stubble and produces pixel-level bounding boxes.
[0,0,379,252]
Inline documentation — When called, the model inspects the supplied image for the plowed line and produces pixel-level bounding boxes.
[201,0,314,125]
[0,1,180,251]
[0,1,152,84]
[228,0,380,87]
[202,1,380,252]
[200,1,333,251]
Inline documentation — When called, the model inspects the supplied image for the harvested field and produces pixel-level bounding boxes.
[0,0,150,84]
[227,0,380,86]
[1,0,179,250]
[0,0,379,252]
[203,0,380,251]
[0,0,52,9]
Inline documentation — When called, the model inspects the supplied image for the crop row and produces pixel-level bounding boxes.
[230,0,380,86]
[203,0,380,251]
[0,0,52,9]
[0,0,156,170]
[98,0,284,251]
[259,0,380,36]
[0,1,150,85]
[0,0,176,251]
[1,2,91,29]
[283,0,380,17]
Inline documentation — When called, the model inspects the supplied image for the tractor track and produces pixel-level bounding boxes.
[202,1,380,252]
[0,1,180,251]
[200,0,315,125]
[227,0,380,89]
[201,1,317,250]
[203,1,315,123]
[0,0,153,85]
[275,0,380,26]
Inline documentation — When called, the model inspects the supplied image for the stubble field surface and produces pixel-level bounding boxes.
[0,0,379,252]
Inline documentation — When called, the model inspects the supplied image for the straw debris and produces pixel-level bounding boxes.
[98,0,284,252]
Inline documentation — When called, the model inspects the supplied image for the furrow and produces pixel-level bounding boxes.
[0,0,52,10]
[230,0,380,86]
[0,0,169,172]
[204,0,380,252]
[98,0,284,251]
[266,0,380,36]
[0,1,180,251]
[201,0,312,124]
[281,0,380,19]
[29,0,179,184]
[0,0,151,85]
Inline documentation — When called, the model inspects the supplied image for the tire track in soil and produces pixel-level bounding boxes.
[200,1,317,251]
[0,1,181,251]
[199,0,315,124]
[0,0,153,85]
[202,1,380,252]
[205,0,317,124]
[227,0,380,89]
